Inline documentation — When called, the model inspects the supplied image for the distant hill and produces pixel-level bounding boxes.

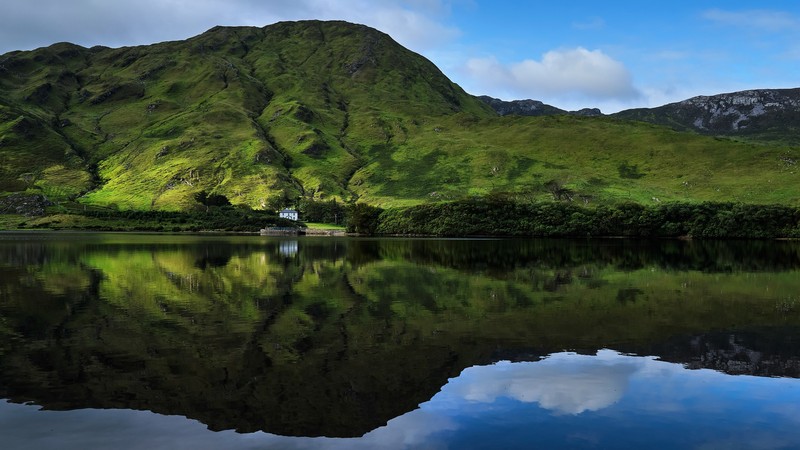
[612,89,800,144]
[479,89,800,145]
[477,95,602,117]
[1,20,799,212]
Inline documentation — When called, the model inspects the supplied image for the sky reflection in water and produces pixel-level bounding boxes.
[3,350,800,450]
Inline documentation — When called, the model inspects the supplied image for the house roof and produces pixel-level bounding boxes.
[279,209,298,213]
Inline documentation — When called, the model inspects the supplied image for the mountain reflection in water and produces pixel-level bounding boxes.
[2,233,800,448]
[3,351,800,450]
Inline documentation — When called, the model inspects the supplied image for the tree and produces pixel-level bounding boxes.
[346,203,383,234]
[299,198,346,224]
[194,190,231,212]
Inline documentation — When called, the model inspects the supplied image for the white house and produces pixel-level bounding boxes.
[279,209,299,221]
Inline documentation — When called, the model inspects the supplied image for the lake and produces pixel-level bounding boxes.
[1,232,800,449]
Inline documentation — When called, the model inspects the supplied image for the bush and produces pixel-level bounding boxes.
[346,203,383,234]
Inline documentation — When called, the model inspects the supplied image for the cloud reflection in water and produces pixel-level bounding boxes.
[3,350,800,450]
[445,350,642,415]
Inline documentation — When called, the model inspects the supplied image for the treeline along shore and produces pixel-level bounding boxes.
[5,196,800,238]
[358,197,800,238]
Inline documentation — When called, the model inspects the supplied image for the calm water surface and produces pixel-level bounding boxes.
[1,232,800,449]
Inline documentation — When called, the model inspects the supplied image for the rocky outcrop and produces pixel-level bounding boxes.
[571,107,603,117]
[476,95,604,117]
[0,193,52,216]
[676,90,800,131]
[476,95,567,116]
[613,88,800,142]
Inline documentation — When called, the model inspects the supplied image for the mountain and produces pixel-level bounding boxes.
[0,20,491,211]
[477,95,602,117]
[612,88,800,144]
[479,89,800,145]
[1,20,799,212]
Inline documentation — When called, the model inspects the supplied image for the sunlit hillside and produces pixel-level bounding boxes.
[1,20,798,211]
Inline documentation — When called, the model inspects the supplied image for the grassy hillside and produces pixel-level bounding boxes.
[0,20,798,214]
[353,114,799,207]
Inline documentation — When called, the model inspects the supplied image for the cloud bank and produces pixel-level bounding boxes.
[464,47,640,104]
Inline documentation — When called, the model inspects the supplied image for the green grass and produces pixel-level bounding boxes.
[304,222,346,230]
[1,20,798,220]
[351,115,800,207]
[0,214,27,229]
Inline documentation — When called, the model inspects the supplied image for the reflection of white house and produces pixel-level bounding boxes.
[279,209,299,221]
[279,240,298,257]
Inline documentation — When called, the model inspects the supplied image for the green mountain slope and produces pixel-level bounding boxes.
[1,20,798,211]
[0,21,491,210]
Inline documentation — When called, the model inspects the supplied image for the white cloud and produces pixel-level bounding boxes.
[464,47,640,103]
[703,9,800,32]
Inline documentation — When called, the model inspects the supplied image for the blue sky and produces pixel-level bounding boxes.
[2,0,798,112]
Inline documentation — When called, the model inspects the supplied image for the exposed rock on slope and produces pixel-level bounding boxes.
[477,95,603,117]
[613,88,800,143]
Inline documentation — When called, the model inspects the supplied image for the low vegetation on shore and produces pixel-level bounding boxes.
[5,196,798,238]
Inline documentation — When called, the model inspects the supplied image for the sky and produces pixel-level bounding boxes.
[1,0,798,113]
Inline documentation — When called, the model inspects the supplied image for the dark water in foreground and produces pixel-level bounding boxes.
[1,232,800,449]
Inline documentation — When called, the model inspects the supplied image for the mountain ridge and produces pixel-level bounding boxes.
[1,20,799,214]
[613,88,800,144]
[480,88,800,144]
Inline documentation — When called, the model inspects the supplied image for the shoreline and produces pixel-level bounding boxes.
[1,228,798,241]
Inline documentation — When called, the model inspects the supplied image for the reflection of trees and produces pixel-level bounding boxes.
[373,238,800,274]
[1,236,800,437]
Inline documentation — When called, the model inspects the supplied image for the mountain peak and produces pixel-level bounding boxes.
[0,19,492,210]
[477,96,603,117]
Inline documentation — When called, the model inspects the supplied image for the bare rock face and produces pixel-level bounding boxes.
[613,88,800,142]
[679,90,800,131]
[477,96,603,117]
[572,107,602,117]
[0,193,52,216]
[477,96,566,116]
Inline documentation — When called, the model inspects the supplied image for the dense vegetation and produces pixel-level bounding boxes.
[5,195,800,238]
[376,198,800,238]
[12,202,297,231]
[1,19,799,223]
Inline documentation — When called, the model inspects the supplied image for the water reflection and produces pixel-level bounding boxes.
[449,352,636,414]
[3,351,800,449]
[1,233,800,444]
